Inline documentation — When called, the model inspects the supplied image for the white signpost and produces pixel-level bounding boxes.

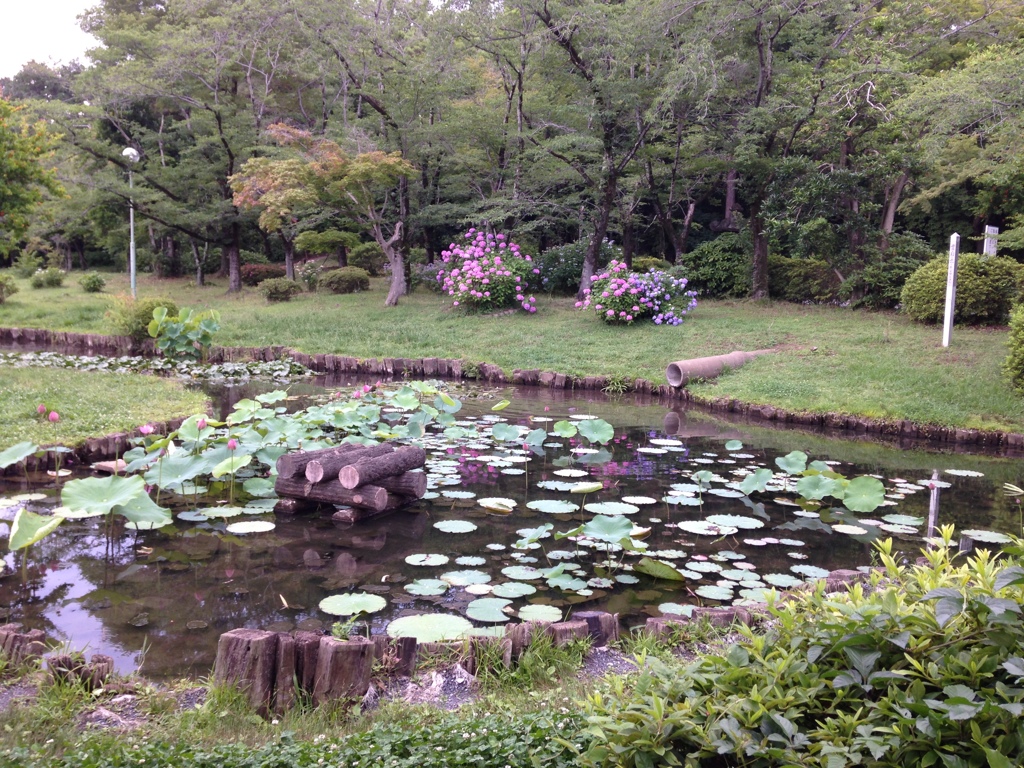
[983,225,999,257]
[942,233,960,348]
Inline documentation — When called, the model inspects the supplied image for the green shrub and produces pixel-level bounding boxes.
[78,272,106,293]
[240,263,286,286]
[580,529,1024,768]
[0,274,18,304]
[630,256,672,273]
[320,267,370,294]
[768,255,842,303]
[677,233,751,298]
[239,248,269,265]
[1004,304,1024,394]
[29,267,64,289]
[108,296,180,342]
[258,277,303,302]
[413,261,445,293]
[12,251,42,278]
[349,242,385,276]
[901,254,1024,325]
[842,233,935,310]
[536,240,618,295]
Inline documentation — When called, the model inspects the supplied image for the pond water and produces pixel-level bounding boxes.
[1,374,1022,680]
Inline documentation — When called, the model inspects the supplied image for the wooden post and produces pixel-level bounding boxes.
[942,233,960,348]
[312,636,375,706]
[573,611,620,646]
[983,225,999,257]
[213,628,280,716]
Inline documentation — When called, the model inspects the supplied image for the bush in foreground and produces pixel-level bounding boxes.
[1004,304,1024,394]
[0,274,18,304]
[901,254,1023,325]
[78,272,106,293]
[108,296,180,342]
[320,267,370,294]
[579,529,1024,768]
[29,267,64,289]
[437,229,538,313]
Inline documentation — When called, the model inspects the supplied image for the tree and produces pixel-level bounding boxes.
[0,97,63,258]
[232,124,415,305]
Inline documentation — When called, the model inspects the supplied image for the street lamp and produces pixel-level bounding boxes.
[122,147,140,298]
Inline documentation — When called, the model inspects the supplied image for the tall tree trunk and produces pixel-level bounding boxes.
[190,238,206,286]
[164,236,180,277]
[577,170,617,300]
[379,222,405,307]
[76,241,86,271]
[879,172,909,250]
[722,169,738,230]
[281,235,295,280]
[750,203,770,299]
[227,224,242,293]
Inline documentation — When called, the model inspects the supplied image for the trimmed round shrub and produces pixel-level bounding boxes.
[678,233,751,298]
[258,277,303,302]
[30,267,65,289]
[768,256,842,304]
[901,254,1024,325]
[78,272,106,293]
[349,242,386,276]
[108,296,180,341]
[437,229,539,312]
[631,256,672,273]
[536,240,618,295]
[241,263,286,286]
[0,274,19,304]
[320,267,370,294]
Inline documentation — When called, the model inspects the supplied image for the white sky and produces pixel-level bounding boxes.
[1,0,98,79]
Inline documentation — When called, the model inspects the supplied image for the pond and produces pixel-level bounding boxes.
[1,372,1021,680]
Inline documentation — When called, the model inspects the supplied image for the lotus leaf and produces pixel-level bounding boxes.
[8,509,63,550]
[433,520,478,534]
[796,474,841,501]
[212,454,253,478]
[775,451,808,475]
[705,514,764,530]
[466,597,512,622]
[526,499,579,514]
[553,421,578,438]
[518,604,562,622]
[695,585,733,601]
[319,592,387,616]
[634,557,686,581]
[61,475,146,518]
[440,569,491,586]
[386,614,473,642]
[0,442,38,470]
[478,497,516,512]
[843,476,886,513]
[582,515,633,543]
[570,482,604,494]
[406,553,450,566]
[724,440,744,451]
[576,418,614,444]
[659,602,695,617]
[492,582,537,598]
[961,529,1013,544]
[791,564,830,580]
[225,521,276,534]
[502,565,543,581]
[584,502,639,516]
[677,520,738,536]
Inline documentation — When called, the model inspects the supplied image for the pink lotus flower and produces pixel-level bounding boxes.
[37,403,46,415]
[139,424,154,435]
[227,438,238,450]
[197,418,207,431]
[48,411,60,423]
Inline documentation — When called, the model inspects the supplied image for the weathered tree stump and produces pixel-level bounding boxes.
[546,620,590,646]
[312,636,375,707]
[274,476,389,511]
[272,633,296,713]
[466,636,512,676]
[339,446,427,489]
[213,628,280,715]
[292,631,322,694]
[304,444,393,483]
[0,624,46,665]
[373,635,418,677]
[505,621,548,661]
[573,611,621,646]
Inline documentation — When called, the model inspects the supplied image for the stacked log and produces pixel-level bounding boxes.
[0,624,46,665]
[274,442,426,522]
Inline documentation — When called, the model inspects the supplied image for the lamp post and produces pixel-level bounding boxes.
[122,147,140,298]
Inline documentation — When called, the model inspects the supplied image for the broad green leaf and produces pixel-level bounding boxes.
[319,593,387,616]
[212,454,252,478]
[724,440,744,451]
[491,399,511,411]
[582,515,633,543]
[491,423,521,441]
[8,509,63,551]
[577,418,614,444]
[739,468,774,495]
[0,442,38,470]
[796,474,840,501]
[524,428,548,446]
[776,451,808,474]
[553,421,578,438]
[61,475,146,517]
[634,557,686,581]
[114,492,172,528]
[387,614,472,642]
[842,476,886,513]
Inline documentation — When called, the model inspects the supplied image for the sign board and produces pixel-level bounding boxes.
[942,233,960,348]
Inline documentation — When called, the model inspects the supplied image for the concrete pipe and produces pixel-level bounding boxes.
[666,349,773,388]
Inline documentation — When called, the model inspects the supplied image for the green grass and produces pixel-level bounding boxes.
[0,366,209,447]
[2,270,1023,432]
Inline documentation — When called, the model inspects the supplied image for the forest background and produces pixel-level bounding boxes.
[1,0,1023,306]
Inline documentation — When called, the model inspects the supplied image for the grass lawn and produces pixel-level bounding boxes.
[0,366,208,448]
[1,269,1022,433]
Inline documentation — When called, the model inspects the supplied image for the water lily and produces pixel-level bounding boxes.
[139,424,154,435]
[48,411,59,423]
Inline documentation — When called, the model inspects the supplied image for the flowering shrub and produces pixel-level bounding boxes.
[437,229,538,313]
[577,260,698,326]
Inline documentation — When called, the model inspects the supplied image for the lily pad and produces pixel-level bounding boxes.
[502,565,544,581]
[570,482,604,494]
[724,440,744,451]
[763,573,804,588]
[621,496,658,505]
[9,509,63,550]
[705,514,764,530]
[492,582,537,598]
[659,602,695,617]
[433,520,478,534]
[882,514,925,526]
[791,564,830,580]
[440,570,491,586]
[405,554,450,567]
[405,579,449,596]
[455,556,487,566]
[386,614,473,642]
[527,499,579,514]
[961,529,1013,544]
[945,469,984,477]
[583,501,640,516]
[518,604,562,622]
[553,469,589,478]
[694,585,733,601]
[832,524,869,535]
[677,520,738,536]
[319,592,387,616]
[225,521,276,534]
[466,597,513,623]
[478,497,517,513]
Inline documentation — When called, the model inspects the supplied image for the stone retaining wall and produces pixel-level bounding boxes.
[2,326,1022,452]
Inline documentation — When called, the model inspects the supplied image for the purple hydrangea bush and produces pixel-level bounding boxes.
[436,229,538,313]
[576,260,698,326]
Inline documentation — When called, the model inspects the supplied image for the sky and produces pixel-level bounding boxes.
[1,0,98,79]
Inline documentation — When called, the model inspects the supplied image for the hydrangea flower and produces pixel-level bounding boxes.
[435,229,538,314]
[577,260,697,327]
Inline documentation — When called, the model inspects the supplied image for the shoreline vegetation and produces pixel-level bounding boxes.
[1,272,1022,435]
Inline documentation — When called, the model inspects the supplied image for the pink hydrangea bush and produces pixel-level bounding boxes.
[436,229,538,313]
[576,260,698,326]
